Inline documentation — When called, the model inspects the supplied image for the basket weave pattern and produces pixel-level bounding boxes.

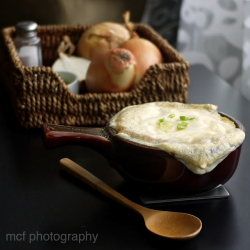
[1,23,190,129]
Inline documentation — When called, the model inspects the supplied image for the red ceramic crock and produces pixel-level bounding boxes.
[42,112,245,194]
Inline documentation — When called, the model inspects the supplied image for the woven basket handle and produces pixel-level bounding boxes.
[42,123,114,161]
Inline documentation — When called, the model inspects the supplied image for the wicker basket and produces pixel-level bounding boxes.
[0,23,190,129]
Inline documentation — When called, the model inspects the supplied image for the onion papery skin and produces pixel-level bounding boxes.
[120,38,163,77]
[77,22,130,60]
[85,48,138,93]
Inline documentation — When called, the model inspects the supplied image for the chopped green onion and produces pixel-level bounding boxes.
[159,120,174,132]
[180,116,188,121]
[168,114,175,118]
[180,116,195,121]
[177,121,188,130]
[158,117,166,124]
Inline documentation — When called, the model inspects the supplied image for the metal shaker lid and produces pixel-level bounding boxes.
[16,21,38,37]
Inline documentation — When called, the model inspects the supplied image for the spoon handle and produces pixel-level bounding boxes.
[60,158,147,215]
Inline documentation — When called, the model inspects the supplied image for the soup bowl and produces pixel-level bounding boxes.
[42,112,245,194]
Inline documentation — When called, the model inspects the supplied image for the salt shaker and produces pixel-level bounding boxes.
[14,21,43,67]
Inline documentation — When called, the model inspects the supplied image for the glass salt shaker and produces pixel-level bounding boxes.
[14,21,43,67]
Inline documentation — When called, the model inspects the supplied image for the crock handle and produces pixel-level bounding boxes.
[42,123,114,161]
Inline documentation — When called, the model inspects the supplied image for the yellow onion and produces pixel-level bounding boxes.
[120,11,163,76]
[119,37,163,77]
[85,48,138,93]
[77,22,130,60]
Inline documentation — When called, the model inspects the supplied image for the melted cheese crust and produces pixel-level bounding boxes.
[109,102,245,175]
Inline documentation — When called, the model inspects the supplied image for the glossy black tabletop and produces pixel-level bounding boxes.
[1,64,250,250]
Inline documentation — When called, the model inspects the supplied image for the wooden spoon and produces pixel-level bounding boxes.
[60,158,202,240]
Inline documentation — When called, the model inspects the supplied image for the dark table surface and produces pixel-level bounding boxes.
[1,64,250,250]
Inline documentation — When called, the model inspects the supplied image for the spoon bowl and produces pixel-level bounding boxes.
[60,158,202,240]
[145,210,202,239]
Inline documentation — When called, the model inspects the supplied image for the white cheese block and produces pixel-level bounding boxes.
[52,52,91,81]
